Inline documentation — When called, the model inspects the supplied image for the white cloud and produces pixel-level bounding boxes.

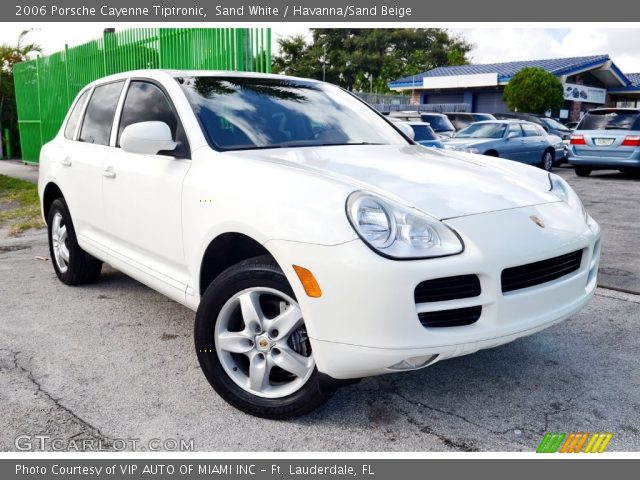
[2,25,638,74]
[0,24,104,54]
[454,27,640,73]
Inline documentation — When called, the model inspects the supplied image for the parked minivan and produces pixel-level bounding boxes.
[568,108,640,176]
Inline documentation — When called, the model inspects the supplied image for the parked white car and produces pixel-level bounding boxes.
[39,70,601,418]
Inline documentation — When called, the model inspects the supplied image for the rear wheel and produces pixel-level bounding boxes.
[195,255,333,418]
[575,166,592,177]
[540,150,554,172]
[47,198,102,285]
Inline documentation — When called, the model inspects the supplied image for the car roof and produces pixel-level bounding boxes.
[586,107,640,113]
[472,119,533,124]
[443,112,486,116]
[80,69,321,89]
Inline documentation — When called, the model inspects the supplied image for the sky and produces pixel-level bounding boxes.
[1,25,639,74]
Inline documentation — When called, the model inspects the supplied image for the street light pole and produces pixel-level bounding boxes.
[322,43,327,82]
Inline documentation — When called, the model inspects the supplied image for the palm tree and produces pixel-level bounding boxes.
[1,29,42,159]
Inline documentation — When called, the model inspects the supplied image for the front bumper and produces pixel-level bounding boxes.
[266,202,600,379]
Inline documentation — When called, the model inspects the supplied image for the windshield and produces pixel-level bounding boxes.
[420,114,455,132]
[540,117,570,132]
[409,124,438,141]
[455,123,506,139]
[177,76,407,150]
[578,110,640,131]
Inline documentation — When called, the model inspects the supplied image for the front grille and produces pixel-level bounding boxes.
[414,275,481,303]
[501,250,583,293]
[419,306,482,328]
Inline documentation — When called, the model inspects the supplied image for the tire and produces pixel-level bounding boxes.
[540,150,554,172]
[47,198,102,285]
[194,255,333,419]
[484,150,499,157]
[575,166,592,177]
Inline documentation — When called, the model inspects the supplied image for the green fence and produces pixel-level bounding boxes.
[13,28,272,163]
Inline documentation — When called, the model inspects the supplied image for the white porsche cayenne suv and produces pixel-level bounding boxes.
[39,70,601,418]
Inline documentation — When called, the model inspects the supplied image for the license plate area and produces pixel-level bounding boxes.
[594,138,614,146]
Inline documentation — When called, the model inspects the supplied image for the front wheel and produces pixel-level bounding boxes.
[540,150,554,172]
[195,255,332,418]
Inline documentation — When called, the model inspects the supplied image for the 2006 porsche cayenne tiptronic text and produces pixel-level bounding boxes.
[39,70,601,418]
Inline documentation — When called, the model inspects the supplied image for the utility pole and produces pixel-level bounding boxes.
[322,43,327,82]
[319,33,327,82]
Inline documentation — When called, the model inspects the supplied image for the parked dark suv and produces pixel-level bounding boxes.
[444,112,496,131]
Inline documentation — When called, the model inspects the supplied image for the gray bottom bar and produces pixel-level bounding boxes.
[4,459,638,480]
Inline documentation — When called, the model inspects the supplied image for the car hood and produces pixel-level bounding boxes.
[224,144,557,220]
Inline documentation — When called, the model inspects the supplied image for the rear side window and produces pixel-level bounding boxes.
[578,110,640,131]
[79,81,124,145]
[64,90,89,140]
[522,123,540,137]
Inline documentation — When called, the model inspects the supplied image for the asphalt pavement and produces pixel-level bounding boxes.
[0,165,638,452]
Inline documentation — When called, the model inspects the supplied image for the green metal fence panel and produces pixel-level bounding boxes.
[13,27,271,163]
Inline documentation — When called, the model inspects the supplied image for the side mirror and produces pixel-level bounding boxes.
[396,122,415,140]
[120,121,177,155]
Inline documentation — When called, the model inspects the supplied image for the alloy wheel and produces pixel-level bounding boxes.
[51,212,70,273]
[214,287,314,398]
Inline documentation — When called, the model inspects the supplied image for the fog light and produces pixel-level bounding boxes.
[388,354,438,371]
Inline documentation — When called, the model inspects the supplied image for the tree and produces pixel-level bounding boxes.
[0,29,42,159]
[272,29,471,93]
[503,67,564,115]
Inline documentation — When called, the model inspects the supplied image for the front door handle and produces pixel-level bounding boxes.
[60,157,72,167]
[102,166,116,179]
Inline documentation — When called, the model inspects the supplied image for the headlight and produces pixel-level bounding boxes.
[346,191,464,259]
[548,173,588,222]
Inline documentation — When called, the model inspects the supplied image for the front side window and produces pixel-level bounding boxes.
[117,81,178,144]
[64,89,90,140]
[79,81,124,146]
[178,76,407,151]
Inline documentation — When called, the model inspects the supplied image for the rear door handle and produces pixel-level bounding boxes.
[102,166,116,179]
[60,157,72,167]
